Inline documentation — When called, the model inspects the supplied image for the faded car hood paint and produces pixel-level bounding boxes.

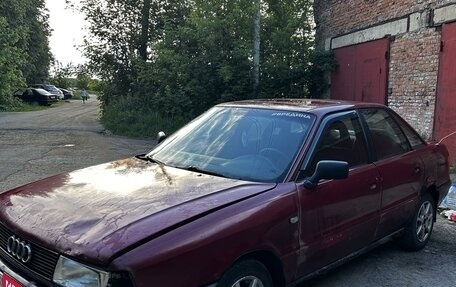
[0,157,275,265]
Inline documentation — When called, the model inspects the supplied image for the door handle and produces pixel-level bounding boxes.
[370,183,377,190]
[414,166,421,174]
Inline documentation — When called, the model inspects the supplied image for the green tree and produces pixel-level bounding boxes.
[0,17,27,109]
[151,0,255,115]
[23,0,53,84]
[78,0,193,120]
[76,70,90,90]
[0,0,52,109]
[152,0,318,110]
[78,0,333,136]
[50,62,75,89]
[260,0,315,98]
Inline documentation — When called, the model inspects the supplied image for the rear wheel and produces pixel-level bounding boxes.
[218,260,273,287]
[398,192,435,251]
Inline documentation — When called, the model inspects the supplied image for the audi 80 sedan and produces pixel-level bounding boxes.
[0,99,450,287]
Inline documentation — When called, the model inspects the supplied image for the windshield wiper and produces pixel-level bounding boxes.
[138,156,227,178]
[184,166,227,178]
[136,154,166,166]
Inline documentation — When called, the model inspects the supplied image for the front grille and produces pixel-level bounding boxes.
[0,222,59,281]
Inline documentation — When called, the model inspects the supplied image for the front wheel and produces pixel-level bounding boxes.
[398,193,435,251]
[217,260,273,287]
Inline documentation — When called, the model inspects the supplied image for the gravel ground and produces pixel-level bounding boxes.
[303,217,456,287]
[0,98,153,192]
[0,99,455,286]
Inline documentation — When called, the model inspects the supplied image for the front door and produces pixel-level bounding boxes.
[295,112,381,276]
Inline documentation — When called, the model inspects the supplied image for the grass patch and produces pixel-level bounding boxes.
[10,105,49,112]
[101,103,188,138]
[6,100,66,112]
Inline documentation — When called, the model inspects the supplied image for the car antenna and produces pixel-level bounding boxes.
[436,130,456,146]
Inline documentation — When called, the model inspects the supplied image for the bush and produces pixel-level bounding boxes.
[101,95,189,138]
[0,95,25,111]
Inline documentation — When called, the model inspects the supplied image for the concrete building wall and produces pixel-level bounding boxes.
[314,0,456,140]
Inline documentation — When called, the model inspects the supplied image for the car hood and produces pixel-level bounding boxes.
[0,157,275,265]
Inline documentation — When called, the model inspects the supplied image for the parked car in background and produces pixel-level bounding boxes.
[58,88,74,99]
[30,84,64,100]
[13,88,59,106]
[0,99,450,287]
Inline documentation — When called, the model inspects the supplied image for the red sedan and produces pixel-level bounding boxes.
[0,99,450,287]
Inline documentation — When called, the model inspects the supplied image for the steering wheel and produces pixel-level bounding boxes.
[259,148,288,168]
[222,154,282,180]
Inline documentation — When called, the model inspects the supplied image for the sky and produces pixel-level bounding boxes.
[45,0,87,66]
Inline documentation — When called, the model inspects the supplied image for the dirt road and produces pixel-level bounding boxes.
[0,99,455,286]
[0,98,152,191]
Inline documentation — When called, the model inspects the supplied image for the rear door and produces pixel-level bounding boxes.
[359,108,424,239]
[295,111,381,276]
[24,89,34,102]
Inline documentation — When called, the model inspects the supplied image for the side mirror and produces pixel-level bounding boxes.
[303,160,349,190]
[157,131,167,144]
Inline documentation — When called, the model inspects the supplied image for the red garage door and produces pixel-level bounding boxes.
[435,23,456,164]
[331,38,390,104]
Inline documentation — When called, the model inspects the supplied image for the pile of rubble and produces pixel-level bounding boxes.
[440,183,456,223]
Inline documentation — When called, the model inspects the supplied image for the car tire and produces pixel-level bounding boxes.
[398,192,435,251]
[217,260,273,287]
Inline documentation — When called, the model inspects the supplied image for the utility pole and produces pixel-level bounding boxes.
[139,0,152,61]
[253,0,260,98]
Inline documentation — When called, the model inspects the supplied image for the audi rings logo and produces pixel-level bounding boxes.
[7,235,32,263]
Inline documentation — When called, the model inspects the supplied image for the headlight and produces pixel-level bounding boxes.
[53,256,109,287]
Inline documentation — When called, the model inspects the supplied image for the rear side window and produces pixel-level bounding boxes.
[361,109,411,160]
[391,113,426,149]
[13,90,23,96]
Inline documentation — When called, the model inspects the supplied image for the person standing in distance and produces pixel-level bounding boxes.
[81,88,88,103]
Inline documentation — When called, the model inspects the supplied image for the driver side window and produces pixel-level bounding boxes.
[305,116,368,177]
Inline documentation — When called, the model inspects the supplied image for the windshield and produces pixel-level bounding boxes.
[46,85,58,91]
[148,106,314,182]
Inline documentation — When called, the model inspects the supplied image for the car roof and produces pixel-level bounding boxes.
[218,98,386,116]
[32,84,56,88]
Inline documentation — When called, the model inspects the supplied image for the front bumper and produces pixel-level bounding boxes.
[0,258,38,287]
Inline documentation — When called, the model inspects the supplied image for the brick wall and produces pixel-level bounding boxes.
[388,30,440,139]
[314,0,453,48]
[313,0,456,139]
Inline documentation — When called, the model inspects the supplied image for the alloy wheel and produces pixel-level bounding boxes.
[230,275,265,287]
[416,200,433,243]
